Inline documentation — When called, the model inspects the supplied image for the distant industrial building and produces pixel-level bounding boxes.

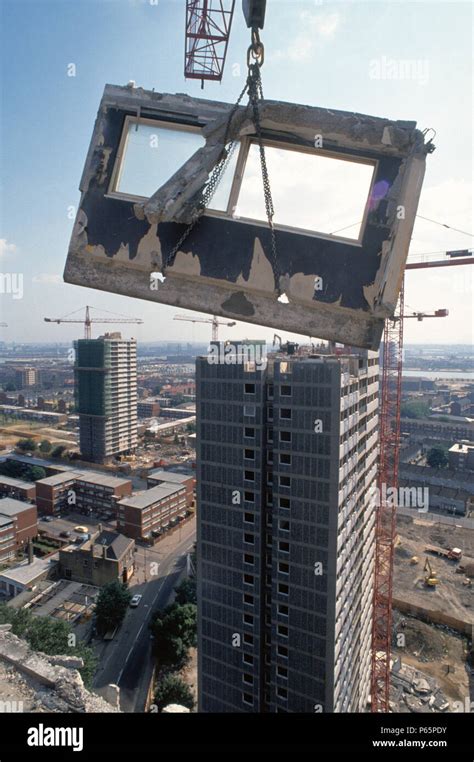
[0,405,67,425]
[137,399,161,418]
[196,344,379,713]
[35,470,132,517]
[401,377,436,393]
[58,529,135,586]
[448,441,474,471]
[450,396,472,417]
[117,483,189,541]
[74,332,137,463]
[159,407,196,419]
[400,417,474,442]
[399,462,474,516]
[0,497,38,561]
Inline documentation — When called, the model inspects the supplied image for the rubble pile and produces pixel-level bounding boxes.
[0,626,119,713]
[390,659,450,713]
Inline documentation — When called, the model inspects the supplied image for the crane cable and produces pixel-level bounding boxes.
[163,27,280,294]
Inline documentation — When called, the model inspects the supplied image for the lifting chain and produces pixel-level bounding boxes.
[163,28,280,295]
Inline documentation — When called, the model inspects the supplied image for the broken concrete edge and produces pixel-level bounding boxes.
[374,153,427,313]
[0,629,120,712]
[64,253,384,350]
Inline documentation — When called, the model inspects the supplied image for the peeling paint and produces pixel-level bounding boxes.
[64,84,432,349]
[236,237,274,293]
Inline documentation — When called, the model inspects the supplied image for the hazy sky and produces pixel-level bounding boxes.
[0,0,472,346]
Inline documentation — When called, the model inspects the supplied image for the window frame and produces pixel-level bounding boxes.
[205,136,377,245]
[107,115,205,202]
[108,118,378,246]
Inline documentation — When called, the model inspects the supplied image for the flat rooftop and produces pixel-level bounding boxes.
[0,405,66,419]
[0,556,55,586]
[37,469,131,489]
[0,497,34,516]
[148,470,193,484]
[37,472,79,487]
[5,454,76,472]
[73,470,131,488]
[0,475,35,490]
[118,482,184,510]
[449,442,474,454]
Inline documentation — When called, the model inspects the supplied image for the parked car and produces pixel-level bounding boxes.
[60,531,71,538]
[74,525,88,534]
[41,516,54,522]
[130,594,142,608]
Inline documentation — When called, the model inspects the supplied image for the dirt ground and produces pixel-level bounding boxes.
[392,614,470,703]
[394,515,474,624]
[180,647,198,709]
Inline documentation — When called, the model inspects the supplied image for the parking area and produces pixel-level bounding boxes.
[38,511,116,544]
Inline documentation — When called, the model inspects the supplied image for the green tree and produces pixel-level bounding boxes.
[150,603,197,669]
[50,444,67,458]
[174,577,197,606]
[39,439,52,454]
[0,460,25,479]
[95,581,132,635]
[153,674,194,712]
[24,465,46,481]
[153,385,162,396]
[400,401,430,419]
[16,438,37,452]
[0,604,96,687]
[3,382,16,392]
[427,446,448,469]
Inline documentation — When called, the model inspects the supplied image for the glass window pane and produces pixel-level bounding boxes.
[234,143,375,240]
[115,121,205,198]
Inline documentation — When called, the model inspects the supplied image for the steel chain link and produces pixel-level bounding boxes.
[163,34,280,296]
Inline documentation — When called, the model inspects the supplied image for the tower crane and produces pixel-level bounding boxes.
[174,313,236,341]
[44,305,143,340]
[371,253,473,712]
[184,1,266,87]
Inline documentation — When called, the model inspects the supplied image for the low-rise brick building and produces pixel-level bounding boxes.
[58,529,135,586]
[117,483,188,541]
[0,515,15,563]
[35,470,132,516]
[146,469,195,509]
[0,476,36,502]
[0,497,38,556]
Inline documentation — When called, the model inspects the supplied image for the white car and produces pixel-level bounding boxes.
[130,594,142,608]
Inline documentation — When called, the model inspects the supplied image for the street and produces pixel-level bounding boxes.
[92,517,196,712]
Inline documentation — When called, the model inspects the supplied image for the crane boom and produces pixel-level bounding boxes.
[174,313,236,341]
[44,305,143,339]
[184,0,236,87]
